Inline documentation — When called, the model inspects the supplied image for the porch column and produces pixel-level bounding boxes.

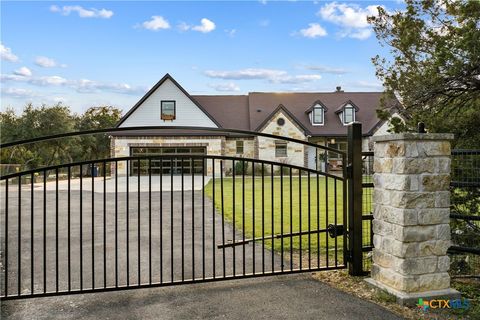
[365,133,460,305]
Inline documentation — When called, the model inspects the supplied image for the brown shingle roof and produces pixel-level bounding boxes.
[191,91,398,136]
[191,95,250,131]
[115,74,399,136]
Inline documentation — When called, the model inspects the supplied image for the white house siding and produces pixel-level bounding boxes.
[119,78,218,128]
[112,136,224,176]
[257,111,307,169]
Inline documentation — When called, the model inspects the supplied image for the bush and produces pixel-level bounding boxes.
[234,161,248,175]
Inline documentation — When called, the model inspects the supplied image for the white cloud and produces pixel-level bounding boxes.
[349,80,383,90]
[141,16,171,31]
[208,82,240,92]
[1,87,39,98]
[1,43,19,62]
[34,56,66,68]
[0,73,145,95]
[73,79,145,94]
[204,68,321,84]
[13,67,32,77]
[318,2,381,39]
[178,18,216,33]
[178,22,191,31]
[32,75,68,86]
[192,18,216,33]
[348,28,372,40]
[50,5,113,19]
[205,68,287,80]
[305,65,349,74]
[273,74,322,84]
[299,23,327,38]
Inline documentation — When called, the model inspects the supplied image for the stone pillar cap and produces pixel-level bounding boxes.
[372,133,454,143]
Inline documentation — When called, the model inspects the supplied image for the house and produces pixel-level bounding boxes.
[111,73,399,176]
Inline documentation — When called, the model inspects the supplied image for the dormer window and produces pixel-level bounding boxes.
[306,101,327,126]
[343,105,355,124]
[161,100,176,120]
[335,102,357,125]
[312,106,324,125]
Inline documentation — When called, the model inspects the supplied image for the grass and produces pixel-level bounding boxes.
[204,175,373,254]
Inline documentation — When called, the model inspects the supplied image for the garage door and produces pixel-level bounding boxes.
[130,146,206,175]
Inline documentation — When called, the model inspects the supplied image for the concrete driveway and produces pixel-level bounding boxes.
[0,183,401,320]
[27,175,212,192]
[1,274,402,320]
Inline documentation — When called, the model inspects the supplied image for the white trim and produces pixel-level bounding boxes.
[309,104,325,126]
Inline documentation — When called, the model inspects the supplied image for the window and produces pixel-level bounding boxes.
[277,118,285,126]
[343,105,355,124]
[236,140,244,154]
[161,100,176,120]
[327,141,347,159]
[312,106,324,125]
[275,141,288,157]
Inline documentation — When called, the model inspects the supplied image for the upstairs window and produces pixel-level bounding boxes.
[312,105,324,125]
[161,100,176,120]
[343,105,355,124]
[236,140,244,154]
[275,141,288,157]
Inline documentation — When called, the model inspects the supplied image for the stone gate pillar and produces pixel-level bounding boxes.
[365,133,460,305]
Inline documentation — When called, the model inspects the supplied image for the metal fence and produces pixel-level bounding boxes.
[449,149,480,277]
[361,152,374,273]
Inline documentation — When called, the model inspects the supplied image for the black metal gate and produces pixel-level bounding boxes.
[0,125,363,300]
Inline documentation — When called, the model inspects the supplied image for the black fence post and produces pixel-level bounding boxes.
[347,122,363,276]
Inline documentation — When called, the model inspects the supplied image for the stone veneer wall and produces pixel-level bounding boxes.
[223,138,255,173]
[366,133,459,305]
[257,111,307,168]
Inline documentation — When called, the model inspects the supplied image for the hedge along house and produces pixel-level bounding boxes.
[111,73,399,176]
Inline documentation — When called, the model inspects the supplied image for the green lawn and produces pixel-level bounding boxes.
[204,175,373,254]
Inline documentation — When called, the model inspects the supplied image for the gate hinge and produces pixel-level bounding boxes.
[327,224,344,238]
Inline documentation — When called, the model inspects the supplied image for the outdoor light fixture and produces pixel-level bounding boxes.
[330,138,336,144]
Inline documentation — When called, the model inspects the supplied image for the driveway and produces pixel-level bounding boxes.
[1,274,402,320]
[0,184,401,320]
[27,175,212,192]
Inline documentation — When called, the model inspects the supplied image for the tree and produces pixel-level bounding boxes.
[0,104,122,174]
[75,106,122,161]
[0,103,78,170]
[368,0,480,148]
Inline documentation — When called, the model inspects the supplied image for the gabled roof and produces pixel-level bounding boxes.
[334,100,360,114]
[115,73,221,128]
[305,100,329,114]
[116,73,401,136]
[246,92,396,136]
[255,104,310,134]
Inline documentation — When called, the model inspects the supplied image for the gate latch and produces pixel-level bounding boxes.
[327,224,344,238]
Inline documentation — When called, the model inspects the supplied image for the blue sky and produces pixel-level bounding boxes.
[1,1,404,114]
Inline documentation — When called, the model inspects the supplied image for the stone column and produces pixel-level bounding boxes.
[365,133,460,305]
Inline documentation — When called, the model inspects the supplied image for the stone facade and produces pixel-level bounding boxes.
[223,137,255,173]
[257,110,307,168]
[365,133,459,305]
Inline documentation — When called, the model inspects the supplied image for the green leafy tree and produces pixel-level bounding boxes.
[75,106,122,161]
[368,0,480,148]
[0,104,122,174]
